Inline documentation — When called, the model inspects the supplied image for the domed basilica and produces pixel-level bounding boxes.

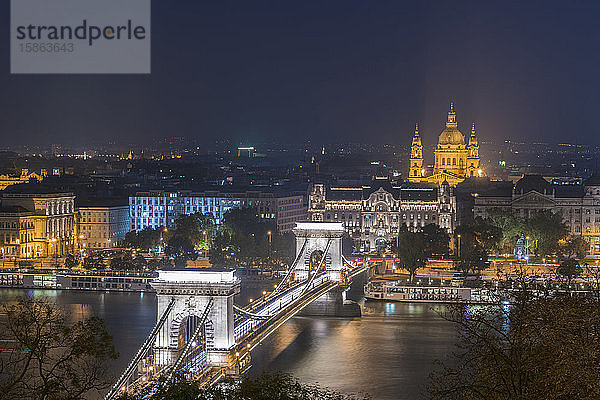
[408,103,482,186]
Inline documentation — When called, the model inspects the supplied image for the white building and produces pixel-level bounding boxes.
[309,177,456,252]
[129,189,307,233]
[473,174,600,257]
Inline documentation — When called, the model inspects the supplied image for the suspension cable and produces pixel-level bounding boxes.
[105,297,176,400]
[166,298,214,382]
[273,239,308,294]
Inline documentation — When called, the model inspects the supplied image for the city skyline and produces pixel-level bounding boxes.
[2,1,600,146]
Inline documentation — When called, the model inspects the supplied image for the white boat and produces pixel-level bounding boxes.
[364,280,494,304]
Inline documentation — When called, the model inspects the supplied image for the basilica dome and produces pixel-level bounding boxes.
[438,102,465,145]
[438,126,465,145]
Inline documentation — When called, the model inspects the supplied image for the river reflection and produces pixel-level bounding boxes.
[0,284,456,400]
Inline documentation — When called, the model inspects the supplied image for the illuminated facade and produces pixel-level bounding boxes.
[308,177,456,252]
[474,174,600,258]
[409,103,481,186]
[130,189,306,233]
[0,169,46,191]
[78,205,129,249]
[0,192,76,259]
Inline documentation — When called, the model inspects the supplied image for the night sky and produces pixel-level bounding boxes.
[1,1,600,147]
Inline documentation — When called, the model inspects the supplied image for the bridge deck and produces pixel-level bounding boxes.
[109,265,367,399]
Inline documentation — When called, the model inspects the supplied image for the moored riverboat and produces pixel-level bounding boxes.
[365,280,495,304]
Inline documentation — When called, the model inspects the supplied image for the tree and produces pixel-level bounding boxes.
[110,251,135,270]
[64,253,77,269]
[421,223,450,257]
[147,257,173,271]
[428,291,600,400]
[525,210,568,258]
[557,258,581,286]
[171,213,216,252]
[210,208,278,268]
[270,231,295,268]
[123,230,139,248]
[561,235,588,261]
[486,208,524,251]
[0,297,118,400]
[396,228,428,282]
[120,371,370,400]
[83,253,104,270]
[454,243,490,275]
[124,228,164,251]
[166,236,197,267]
[453,218,498,274]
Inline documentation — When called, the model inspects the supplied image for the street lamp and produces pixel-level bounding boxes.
[457,234,461,258]
[267,231,272,261]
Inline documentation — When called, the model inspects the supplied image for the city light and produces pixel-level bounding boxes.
[2,5,599,399]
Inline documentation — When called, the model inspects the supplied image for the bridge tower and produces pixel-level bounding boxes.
[293,222,345,281]
[151,269,240,367]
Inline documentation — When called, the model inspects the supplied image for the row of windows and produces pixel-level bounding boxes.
[46,201,74,216]
[325,213,437,221]
[0,221,33,229]
[441,157,463,166]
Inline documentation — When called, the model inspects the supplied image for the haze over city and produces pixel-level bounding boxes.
[2,1,600,147]
[2,2,600,400]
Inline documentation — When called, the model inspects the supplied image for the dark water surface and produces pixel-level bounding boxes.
[0,282,456,400]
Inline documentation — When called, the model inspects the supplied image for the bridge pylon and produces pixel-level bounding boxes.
[150,269,240,368]
[292,222,345,281]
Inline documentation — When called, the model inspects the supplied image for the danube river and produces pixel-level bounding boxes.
[0,279,457,400]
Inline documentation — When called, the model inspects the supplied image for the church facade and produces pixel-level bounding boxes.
[408,103,482,186]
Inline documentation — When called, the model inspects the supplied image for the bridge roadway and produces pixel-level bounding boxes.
[116,265,367,398]
[183,266,365,383]
[201,266,366,384]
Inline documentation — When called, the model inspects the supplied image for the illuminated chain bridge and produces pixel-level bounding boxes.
[105,222,366,400]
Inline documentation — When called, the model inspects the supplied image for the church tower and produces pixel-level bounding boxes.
[466,122,481,177]
[408,123,423,182]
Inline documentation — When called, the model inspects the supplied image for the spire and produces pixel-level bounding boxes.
[468,122,478,147]
[446,101,457,127]
[412,122,422,147]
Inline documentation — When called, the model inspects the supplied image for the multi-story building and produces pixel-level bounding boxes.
[78,204,129,249]
[0,206,36,260]
[473,174,600,257]
[0,169,46,191]
[308,176,456,252]
[0,192,76,258]
[129,189,307,233]
[408,103,482,186]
